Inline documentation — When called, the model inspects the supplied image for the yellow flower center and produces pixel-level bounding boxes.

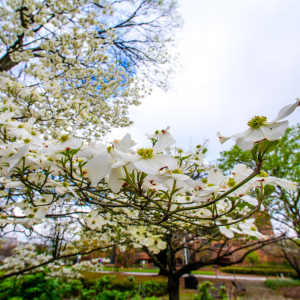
[247,116,267,128]
[257,171,268,177]
[137,148,154,159]
[228,178,236,187]
[59,135,69,142]
[24,138,31,144]
[201,178,208,184]
[172,168,182,174]
[207,183,215,187]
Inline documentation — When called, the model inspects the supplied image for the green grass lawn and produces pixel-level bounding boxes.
[192,270,215,275]
[102,267,214,275]
[103,267,159,273]
[81,271,167,284]
[265,279,300,290]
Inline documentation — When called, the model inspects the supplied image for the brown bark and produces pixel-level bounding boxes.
[167,275,180,300]
[0,53,19,72]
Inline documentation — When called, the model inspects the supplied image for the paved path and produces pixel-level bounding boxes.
[98,271,267,281]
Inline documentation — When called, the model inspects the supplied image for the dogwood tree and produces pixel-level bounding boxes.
[0,0,181,140]
[0,99,299,300]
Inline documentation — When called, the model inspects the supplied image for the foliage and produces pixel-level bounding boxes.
[0,273,84,300]
[0,273,168,300]
[264,279,300,290]
[245,251,260,266]
[195,281,228,300]
[220,266,296,277]
[140,280,168,297]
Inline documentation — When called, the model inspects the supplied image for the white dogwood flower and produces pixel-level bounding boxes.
[217,100,299,150]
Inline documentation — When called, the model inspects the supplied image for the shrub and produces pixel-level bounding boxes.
[95,290,133,300]
[0,273,168,299]
[245,251,260,266]
[0,273,85,300]
[140,281,168,297]
[244,262,293,269]
[265,279,300,290]
[195,281,228,300]
[220,266,296,277]
[110,276,135,292]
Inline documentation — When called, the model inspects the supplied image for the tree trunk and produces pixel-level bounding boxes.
[0,53,18,72]
[156,249,168,275]
[168,275,180,300]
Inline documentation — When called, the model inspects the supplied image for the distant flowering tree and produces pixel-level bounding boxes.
[0,0,181,140]
[245,250,260,266]
[0,99,299,299]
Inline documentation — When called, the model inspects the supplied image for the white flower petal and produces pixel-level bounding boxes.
[236,128,265,150]
[219,227,234,238]
[157,240,167,250]
[134,155,177,175]
[208,168,224,185]
[113,133,131,153]
[108,167,125,193]
[83,154,113,186]
[217,128,252,144]
[112,148,140,163]
[263,121,289,141]
[241,195,258,206]
[111,161,127,168]
[171,173,190,181]
[275,178,297,190]
[153,130,176,153]
[55,138,82,151]
[270,100,299,123]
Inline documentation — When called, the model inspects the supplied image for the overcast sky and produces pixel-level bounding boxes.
[111,0,300,162]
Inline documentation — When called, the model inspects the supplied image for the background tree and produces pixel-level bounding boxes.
[245,250,260,266]
[217,124,300,278]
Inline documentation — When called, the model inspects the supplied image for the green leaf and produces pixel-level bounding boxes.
[263,184,275,196]
[261,139,280,156]
[251,143,260,161]
[255,187,260,199]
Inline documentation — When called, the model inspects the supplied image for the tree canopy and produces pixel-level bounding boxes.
[0,0,181,140]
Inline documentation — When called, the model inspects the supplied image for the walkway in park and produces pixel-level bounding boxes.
[98,270,267,281]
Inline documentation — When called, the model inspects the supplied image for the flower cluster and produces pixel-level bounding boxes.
[0,101,297,259]
[0,244,106,279]
[0,0,181,141]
